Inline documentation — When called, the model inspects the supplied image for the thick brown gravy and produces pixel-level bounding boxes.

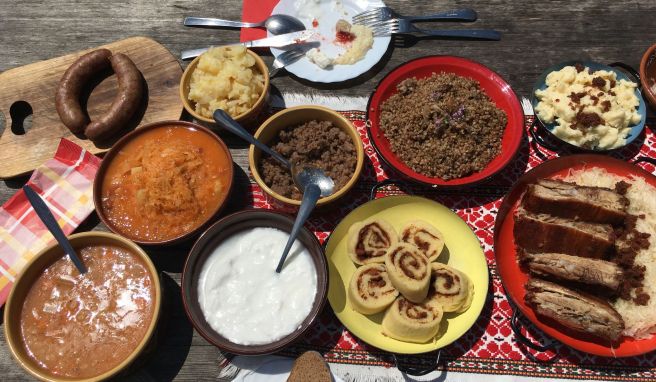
[20,245,156,379]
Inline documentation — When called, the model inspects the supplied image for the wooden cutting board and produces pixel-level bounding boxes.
[0,36,183,179]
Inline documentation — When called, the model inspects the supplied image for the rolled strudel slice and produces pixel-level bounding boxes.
[382,297,443,343]
[348,264,399,315]
[347,218,398,265]
[385,243,431,303]
[426,263,474,313]
[400,220,445,262]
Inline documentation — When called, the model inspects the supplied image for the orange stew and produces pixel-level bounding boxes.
[101,125,232,242]
[20,245,155,379]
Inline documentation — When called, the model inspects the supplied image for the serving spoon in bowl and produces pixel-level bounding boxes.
[184,14,306,35]
[212,110,334,273]
[22,185,87,274]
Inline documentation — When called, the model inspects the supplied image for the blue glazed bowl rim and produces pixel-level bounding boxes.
[530,60,646,152]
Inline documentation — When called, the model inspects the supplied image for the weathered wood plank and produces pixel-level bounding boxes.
[1,0,655,380]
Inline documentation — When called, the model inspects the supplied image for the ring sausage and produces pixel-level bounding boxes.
[55,49,143,141]
[55,49,112,133]
[85,53,143,141]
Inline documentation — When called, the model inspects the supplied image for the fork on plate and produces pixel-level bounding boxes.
[370,18,501,40]
[353,7,477,25]
[270,49,306,77]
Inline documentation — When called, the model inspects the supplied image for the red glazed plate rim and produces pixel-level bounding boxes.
[366,55,525,187]
[494,154,656,357]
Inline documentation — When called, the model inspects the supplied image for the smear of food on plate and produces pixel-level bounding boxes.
[379,73,507,180]
[514,171,655,341]
[259,120,357,200]
[100,125,232,242]
[188,46,265,119]
[296,0,347,20]
[534,64,641,150]
[305,19,374,69]
[345,218,474,343]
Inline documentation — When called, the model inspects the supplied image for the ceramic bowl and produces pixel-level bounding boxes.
[640,44,656,110]
[531,60,647,152]
[179,48,270,127]
[93,120,234,245]
[366,55,525,188]
[248,105,364,208]
[181,210,328,355]
[4,231,162,382]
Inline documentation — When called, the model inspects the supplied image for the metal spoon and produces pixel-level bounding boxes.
[22,185,87,274]
[212,110,335,273]
[184,14,306,35]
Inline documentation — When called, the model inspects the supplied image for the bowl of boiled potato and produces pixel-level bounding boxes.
[180,46,270,127]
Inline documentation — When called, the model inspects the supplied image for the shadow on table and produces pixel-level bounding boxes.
[117,273,194,382]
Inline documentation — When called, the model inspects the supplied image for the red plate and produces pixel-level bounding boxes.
[367,56,524,187]
[494,154,656,357]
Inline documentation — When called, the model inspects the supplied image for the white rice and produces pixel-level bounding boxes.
[560,167,656,338]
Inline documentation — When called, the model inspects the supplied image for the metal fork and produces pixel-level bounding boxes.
[371,19,501,40]
[521,96,534,116]
[270,48,306,77]
[353,7,477,25]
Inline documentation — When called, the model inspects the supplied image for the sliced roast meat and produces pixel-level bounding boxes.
[522,179,628,225]
[525,278,624,341]
[522,252,623,292]
[514,208,615,259]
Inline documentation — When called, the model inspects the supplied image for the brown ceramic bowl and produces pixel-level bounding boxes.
[93,120,234,246]
[640,43,656,110]
[179,48,270,127]
[249,105,365,208]
[181,210,328,355]
[4,231,162,382]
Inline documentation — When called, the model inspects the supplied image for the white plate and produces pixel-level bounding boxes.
[270,0,391,83]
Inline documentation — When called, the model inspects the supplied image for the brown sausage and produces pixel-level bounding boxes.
[84,53,144,141]
[55,49,112,133]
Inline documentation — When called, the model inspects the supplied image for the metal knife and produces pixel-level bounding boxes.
[181,30,315,60]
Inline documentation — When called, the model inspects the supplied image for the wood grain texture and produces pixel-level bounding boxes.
[1,0,656,381]
[0,36,183,179]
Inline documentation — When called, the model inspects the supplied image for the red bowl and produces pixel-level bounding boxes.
[494,154,656,357]
[367,56,524,187]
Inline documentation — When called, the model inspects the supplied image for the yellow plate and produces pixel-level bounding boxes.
[326,195,489,354]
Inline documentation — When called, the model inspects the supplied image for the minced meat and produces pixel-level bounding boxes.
[259,120,357,200]
[378,73,507,180]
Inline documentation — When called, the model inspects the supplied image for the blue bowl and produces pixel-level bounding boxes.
[531,60,646,152]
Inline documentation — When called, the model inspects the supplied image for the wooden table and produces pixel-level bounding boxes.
[1,1,655,380]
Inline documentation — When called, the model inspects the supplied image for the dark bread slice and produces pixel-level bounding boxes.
[287,351,332,382]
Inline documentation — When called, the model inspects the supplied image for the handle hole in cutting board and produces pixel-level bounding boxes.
[9,100,33,135]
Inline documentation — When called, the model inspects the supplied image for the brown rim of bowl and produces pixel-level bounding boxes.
[640,43,656,107]
[93,120,234,246]
[3,231,162,382]
[248,105,365,207]
[179,48,270,124]
[181,209,329,355]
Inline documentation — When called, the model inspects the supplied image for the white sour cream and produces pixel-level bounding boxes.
[197,227,318,345]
